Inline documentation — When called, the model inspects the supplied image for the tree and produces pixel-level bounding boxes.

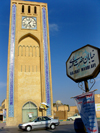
[53,103,56,106]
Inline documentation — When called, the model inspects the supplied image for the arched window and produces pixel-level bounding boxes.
[23,102,37,109]
[22,5,24,13]
[28,6,31,13]
[34,6,37,14]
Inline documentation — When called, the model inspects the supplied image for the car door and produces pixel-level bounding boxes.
[32,117,42,129]
[41,116,51,128]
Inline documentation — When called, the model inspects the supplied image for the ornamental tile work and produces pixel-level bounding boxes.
[9,4,16,117]
[42,7,51,116]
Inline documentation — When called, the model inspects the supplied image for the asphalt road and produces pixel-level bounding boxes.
[0,121,100,133]
[0,124,75,133]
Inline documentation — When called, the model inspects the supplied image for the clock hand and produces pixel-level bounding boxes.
[28,20,32,24]
[28,21,30,24]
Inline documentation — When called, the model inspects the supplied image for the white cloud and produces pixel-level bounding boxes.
[49,24,59,32]
[0,82,7,88]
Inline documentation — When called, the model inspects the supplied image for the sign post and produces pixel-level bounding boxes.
[66,44,100,133]
[84,80,89,92]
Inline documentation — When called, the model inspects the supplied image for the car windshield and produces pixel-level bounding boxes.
[30,117,37,122]
[73,114,77,116]
[33,117,42,122]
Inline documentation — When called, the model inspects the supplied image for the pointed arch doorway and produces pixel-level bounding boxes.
[22,101,38,123]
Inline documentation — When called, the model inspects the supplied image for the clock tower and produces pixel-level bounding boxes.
[6,0,53,126]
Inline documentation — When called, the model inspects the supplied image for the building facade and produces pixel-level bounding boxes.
[6,0,53,126]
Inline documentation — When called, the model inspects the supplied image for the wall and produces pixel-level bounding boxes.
[54,111,67,120]
[53,105,68,112]
[95,94,100,118]
[1,99,7,110]
[67,106,78,117]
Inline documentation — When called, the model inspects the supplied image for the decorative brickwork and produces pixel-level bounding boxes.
[6,0,53,126]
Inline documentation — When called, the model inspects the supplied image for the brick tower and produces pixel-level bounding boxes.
[6,0,53,126]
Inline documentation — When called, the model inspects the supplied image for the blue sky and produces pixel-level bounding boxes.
[0,0,100,106]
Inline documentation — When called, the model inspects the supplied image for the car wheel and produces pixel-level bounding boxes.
[50,124,56,130]
[26,125,32,132]
[70,118,73,121]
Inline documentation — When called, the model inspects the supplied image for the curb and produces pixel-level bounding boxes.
[59,119,68,122]
[59,117,100,121]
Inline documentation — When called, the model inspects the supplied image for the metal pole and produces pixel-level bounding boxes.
[84,80,89,92]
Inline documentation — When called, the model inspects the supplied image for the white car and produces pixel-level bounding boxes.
[67,113,81,121]
[18,116,60,132]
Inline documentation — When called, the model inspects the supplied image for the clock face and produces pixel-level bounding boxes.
[22,17,37,29]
